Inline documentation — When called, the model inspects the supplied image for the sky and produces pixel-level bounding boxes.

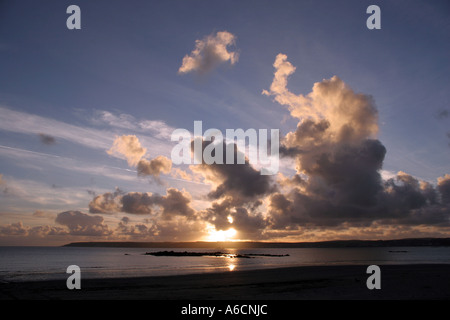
[0,0,449,245]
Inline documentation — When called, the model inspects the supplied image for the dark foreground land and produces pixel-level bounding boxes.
[1,264,449,300]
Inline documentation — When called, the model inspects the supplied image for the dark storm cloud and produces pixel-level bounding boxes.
[262,54,450,231]
[268,170,450,230]
[202,198,233,231]
[191,139,276,203]
[89,188,124,213]
[86,193,207,241]
[136,156,172,179]
[115,217,159,239]
[121,192,158,214]
[55,211,112,236]
[71,54,450,241]
[38,133,56,145]
[200,197,268,239]
[231,207,267,236]
[438,174,450,204]
[435,109,450,147]
[0,221,28,236]
[436,109,449,119]
[189,139,275,238]
[159,188,196,219]
[0,222,67,237]
[284,119,330,151]
[88,188,196,219]
[306,139,386,207]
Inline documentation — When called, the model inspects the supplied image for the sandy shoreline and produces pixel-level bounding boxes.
[1,264,449,300]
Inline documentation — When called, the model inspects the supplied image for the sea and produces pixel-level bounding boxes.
[1,246,450,283]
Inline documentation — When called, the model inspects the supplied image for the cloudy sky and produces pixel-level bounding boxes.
[0,0,449,245]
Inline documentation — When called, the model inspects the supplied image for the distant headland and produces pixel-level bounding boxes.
[63,238,450,248]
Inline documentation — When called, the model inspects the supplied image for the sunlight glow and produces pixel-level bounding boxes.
[207,227,237,241]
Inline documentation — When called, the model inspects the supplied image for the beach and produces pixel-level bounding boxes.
[1,264,449,300]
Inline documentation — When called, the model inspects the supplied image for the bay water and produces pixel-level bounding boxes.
[1,246,449,282]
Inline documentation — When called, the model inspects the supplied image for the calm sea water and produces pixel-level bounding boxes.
[1,246,450,282]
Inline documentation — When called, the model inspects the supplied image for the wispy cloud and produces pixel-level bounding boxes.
[92,110,176,140]
[0,144,138,183]
[0,106,114,149]
[0,106,176,156]
[0,175,92,212]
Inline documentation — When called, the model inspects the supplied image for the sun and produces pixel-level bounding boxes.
[206,227,237,242]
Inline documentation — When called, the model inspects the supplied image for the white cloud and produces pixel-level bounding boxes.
[179,31,239,75]
[107,135,147,167]
[263,53,379,143]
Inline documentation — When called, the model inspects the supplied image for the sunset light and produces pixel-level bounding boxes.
[0,1,448,246]
[206,227,237,242]
[1,0,449,305]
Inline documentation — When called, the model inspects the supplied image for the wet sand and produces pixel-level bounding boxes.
[1,264,449,300]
